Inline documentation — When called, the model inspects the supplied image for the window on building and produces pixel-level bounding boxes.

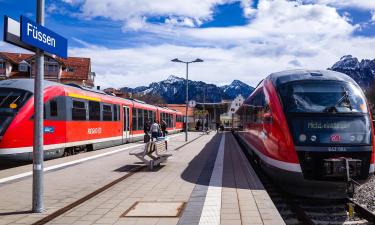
[89,101,100,120]
[50,100,58,117]
[103,104,113,121]
[0,61,5,69]
[19,64,28,72]
[72,100,86,120]
[48,64,58,72]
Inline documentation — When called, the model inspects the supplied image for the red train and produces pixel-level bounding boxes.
[236,69,375,198]
[0,79,183,161]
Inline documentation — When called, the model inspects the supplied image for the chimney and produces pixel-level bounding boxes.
[97,86,100,90]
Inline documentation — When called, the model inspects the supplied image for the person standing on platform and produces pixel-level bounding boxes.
[150,120,160,141]
[161,120,167,137]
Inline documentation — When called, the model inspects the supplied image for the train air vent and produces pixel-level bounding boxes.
[310,72,323,76]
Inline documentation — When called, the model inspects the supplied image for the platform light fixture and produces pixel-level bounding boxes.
[171,58,204,142]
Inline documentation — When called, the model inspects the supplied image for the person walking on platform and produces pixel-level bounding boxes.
[150,120,160,141]
[161,120,167,137]
[143,119,151,143]
[196,120,201,131]
[216,122,220,133]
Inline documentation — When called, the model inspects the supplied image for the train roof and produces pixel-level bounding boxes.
[268,69,357,87]
[0,78,60,92]
[0,79,182,114]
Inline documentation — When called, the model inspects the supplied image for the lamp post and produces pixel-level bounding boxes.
[171,58,203,141]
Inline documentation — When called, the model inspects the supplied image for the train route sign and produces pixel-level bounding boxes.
[20,16,67,58]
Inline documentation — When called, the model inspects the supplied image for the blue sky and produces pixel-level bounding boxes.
[1,0,375,88]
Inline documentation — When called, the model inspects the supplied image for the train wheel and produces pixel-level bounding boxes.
[63,149,70,157]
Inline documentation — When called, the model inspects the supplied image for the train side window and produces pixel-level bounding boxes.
[103,104,113,121]
[72,100,86,121]
[50,100,58,117]
[89,101,100,120]
[138,109,144,130]
[113,105,118,121]
[132,108,137,131]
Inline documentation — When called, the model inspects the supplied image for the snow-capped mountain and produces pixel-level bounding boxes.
[220,80,254,100]
[120,75,254,104]
[330,55,375,88]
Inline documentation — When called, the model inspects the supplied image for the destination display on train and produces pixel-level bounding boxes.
[307,121,351,130]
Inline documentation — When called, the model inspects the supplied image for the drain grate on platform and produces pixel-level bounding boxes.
[122,201,186,217]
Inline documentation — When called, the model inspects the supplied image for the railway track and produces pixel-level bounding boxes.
[233,133,375,225]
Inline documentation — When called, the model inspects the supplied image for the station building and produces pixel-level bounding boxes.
[166,95,245,130]
[0,52,96,88]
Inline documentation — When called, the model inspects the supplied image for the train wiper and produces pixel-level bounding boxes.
[323,91,353,113]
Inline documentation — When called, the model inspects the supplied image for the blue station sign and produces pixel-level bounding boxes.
[20,16,67,58]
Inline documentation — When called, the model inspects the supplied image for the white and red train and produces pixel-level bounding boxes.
[236,69,375,198]
[0,79,183,161]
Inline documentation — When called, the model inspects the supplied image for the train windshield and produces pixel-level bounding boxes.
[0,88,31,114]
[279,81,368,114]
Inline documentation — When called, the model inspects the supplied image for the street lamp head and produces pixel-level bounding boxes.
[193,58,204,63]
[171,58,182,63]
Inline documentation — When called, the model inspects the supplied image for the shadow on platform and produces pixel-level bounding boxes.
[180,133,262,190]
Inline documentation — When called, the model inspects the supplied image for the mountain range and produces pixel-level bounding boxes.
[330,55,375,89]
[115,55,375,104]
[120,75,255,104]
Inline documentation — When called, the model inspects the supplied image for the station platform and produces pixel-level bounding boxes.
[0,132,285,225]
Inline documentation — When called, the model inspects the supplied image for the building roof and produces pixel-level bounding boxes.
[165,104,195,117]
[0,52,92,82]
[60,57,91,81]
[0,52,32,64]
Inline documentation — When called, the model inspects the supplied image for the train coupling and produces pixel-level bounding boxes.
[322,157,362,197]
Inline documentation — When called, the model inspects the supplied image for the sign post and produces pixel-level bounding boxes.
[32,0,45,213]
[4,0,67,213]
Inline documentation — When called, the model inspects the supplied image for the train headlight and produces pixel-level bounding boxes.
[350,135,356,142]
[310,135,317,142]
[356,135,364,142]
[299,134,307,142]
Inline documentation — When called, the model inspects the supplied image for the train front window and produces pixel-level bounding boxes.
[279,81,368,114]
[0,88,31,114]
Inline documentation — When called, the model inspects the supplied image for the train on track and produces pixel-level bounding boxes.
[236,69,375,198]
[0,79,183,161]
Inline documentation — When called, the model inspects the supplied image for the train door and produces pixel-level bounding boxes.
[123,106,130,142]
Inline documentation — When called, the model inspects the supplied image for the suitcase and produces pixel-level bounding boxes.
[144,134,150,143]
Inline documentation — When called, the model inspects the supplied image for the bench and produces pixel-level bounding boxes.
[129,138,171,170]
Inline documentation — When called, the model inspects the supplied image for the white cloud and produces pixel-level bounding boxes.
[241,0,257,18]
[63,0,375,90]
[69,0,237,29]
[305,0,375,11]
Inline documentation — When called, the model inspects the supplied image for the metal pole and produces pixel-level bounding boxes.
[203,87,206,127]
[185,62,189,142]
[32,0,45,213]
